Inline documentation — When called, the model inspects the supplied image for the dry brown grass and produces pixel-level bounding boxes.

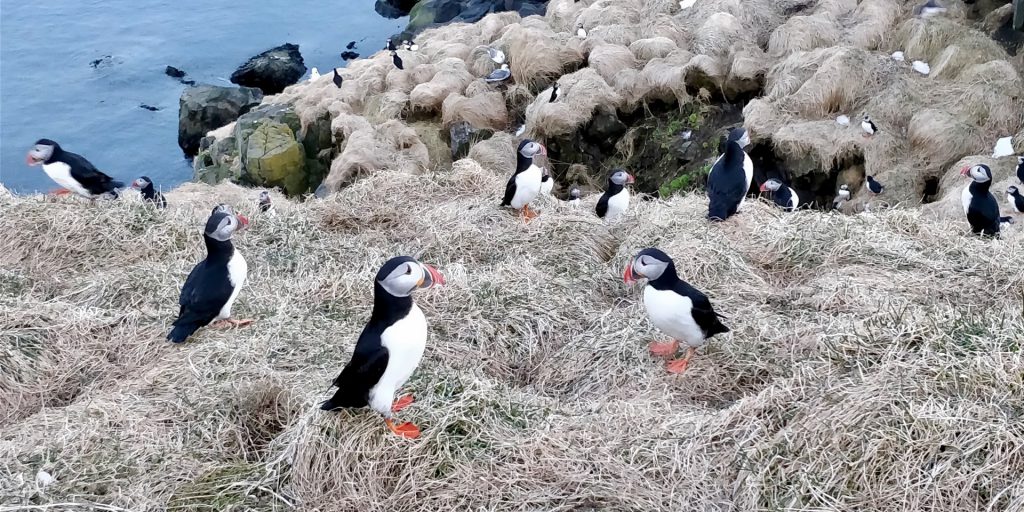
[523,67,622,138]
[3,161,1023,510]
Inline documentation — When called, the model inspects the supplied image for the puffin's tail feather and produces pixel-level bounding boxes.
[167,322,199,343]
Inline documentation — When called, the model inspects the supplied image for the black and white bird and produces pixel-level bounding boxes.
[1007,185,1024,214]
[759,178,799,211]
[333,68,343,88]
[596,169,635,222]
[501,139,547,221]
[320,256,445,439]
[385,39,397,52]
[478,45,505,64]
[1016,156,1024,184]
[861,115,878,137]
[913,0,947,17]
[960,164,1003,236]
[402,39,418,51]
[485,64,511,83]
[540,168,554,196]
[865,175,884,196]
[130,176,166,208]
[623,248,729,374]
[391,51,404,70]
[706,127,753,221]
[167,208,252,343]
[258,190,274,215]
[576,24,587,38]
[833,183,851,210]
[25,139,124,200]
[549,83,561,103]
[567,186,581,207]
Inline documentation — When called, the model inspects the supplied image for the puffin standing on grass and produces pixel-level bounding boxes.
[624,248,729,374]
[167,207,253,343]
[861,115,878,137]
[320,256,445,439]
[1016,156,1024,184]
[567,186,582,207]
[258,190,274,215]
[501,139,547,222]
[706,127,753,221]
[961,164,1003,236]
[25,139,124,199]
[1007,186,1024,214]
[130,176,166,208]
[596,169,635,222]
[833,184,851,210]
[540,168,554,196]
[760,178,799,212]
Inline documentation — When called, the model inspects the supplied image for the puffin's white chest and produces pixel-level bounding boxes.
[786,186,799,210]
[605,189,630,221]
[217,251,248,319]
[643,286,706,348]
[738,152,754,209]
[511,165,543,209]
[43,162,91,198]
[961,186,973,215]
[540,175,554,196]
[368,304,428,415]
[861,120,875,134]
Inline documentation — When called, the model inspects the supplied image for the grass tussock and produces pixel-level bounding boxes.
[523,67,622,138]
[2,164,1023,509]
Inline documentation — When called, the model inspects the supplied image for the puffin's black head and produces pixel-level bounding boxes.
[259,190,271,205]
[961,164,992,183]
[609,169,635,187]
[131,176,153,190]
[623,248,675,284]
[205,210,248,242]
[26,139,60,166]
[759,178,783,192]
[212,203,234,215]
[726,127,750,148]
[518,139,546,158]
[838,183,851,198]
[375,256,445,298]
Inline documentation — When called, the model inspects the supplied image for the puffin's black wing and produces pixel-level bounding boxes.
[1017,162,1024,184]
[596,191,610,218]
[167,260,234,342]
[501,175,517,206]
[967,195,1000,236]
[156,192,167,208]
[322,337,390,410]
[63,151,124,194]
[674,280,729,338]
[706,146,748,220]
[772,187,793,210]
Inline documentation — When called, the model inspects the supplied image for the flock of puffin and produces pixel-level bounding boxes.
[19,52,1024,437]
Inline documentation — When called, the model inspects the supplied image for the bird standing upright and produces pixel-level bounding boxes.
[131,176,167,208]
[501,139,547,222]
[706,127,753,221]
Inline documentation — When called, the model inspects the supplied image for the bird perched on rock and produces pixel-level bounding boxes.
[131,176,166,208]
[167,208,252,343]
[596,169,635,222]
[25,139,124,200]
[391,51,404,70]
[385,39,397,52]
[402,39,418,51]
[485,64,511,83]
[333,68,343,88]
[624,248,729,374]
[258,190,274,215]
[861,115,878,137]
[310,67,321,81]
[913,0,947,18]
[961,164,1003,236]
[1007,185,1024,215]
[501,139,547,222]
[478,45,505,64]
[549,83,561,103]
[576,24,587,38]
[706,127,753,221]
[833,184,851,210]
[320,256,445,439]
[760,178,799,212]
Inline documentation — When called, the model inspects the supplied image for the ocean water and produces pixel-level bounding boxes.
[0,0,406,194]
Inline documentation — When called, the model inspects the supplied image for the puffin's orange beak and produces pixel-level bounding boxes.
[626,173,635,184]
[236,214,250,230]
[419,263,445,288]
[25,154,41,166]
[759,183,768,192]
[623,258,637,284]
[538,144,547,156]
[960,166,971,177]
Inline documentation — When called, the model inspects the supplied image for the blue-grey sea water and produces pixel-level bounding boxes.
[0,0,405,194]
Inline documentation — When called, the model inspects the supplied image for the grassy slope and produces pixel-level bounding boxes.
[1,162,1022,511]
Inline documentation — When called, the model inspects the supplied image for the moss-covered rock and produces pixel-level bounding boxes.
[194,134,241,185]
[243,121,307,196]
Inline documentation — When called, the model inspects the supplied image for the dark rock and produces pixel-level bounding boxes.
[375,0,420,18]
[89,55,121,68]
[340,51,360,60]
[139,104,160,111]
[585,107,628,142]
[230,43,306,95]
[177,84,262,156]
[165,66,187,79]
[405,0,548,35]
[181,79,196,86]
[346,41,358,50]
[449,121,494,160]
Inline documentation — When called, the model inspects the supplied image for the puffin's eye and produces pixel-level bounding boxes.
[405,265,413,275]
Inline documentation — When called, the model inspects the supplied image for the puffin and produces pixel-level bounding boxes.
[960,164,1002,236]
[623,248,729,374]
[501,139,547,221]
[567,186,581,207]
[310,67,321,81]
[1016,156,1024,184]
[402,39,419,51]
[865,175,884,196]
[385,39,397,52]
[391,51,404,70]
[861,115,878,137]
[485,64,511,83]
[320,256,445,439]
[25,139,124,199]
[130,176,167,208]
[167,208,252,343]
[576,24,588,38]
[832,184,851,210]
[759,178,799,212]
[333,68,343,88]
[549,83,561,103]
[258,190,274,215]
[596,169,635,222]
[1007,186,1024,214]
[706,127,753,221]
[679,0,697,9]
[540,168,554,196]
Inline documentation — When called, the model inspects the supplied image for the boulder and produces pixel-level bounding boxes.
[177,84,262,156]
[448,121,494,161]
[243,122,307,195]
[375,0,420,18]
[404,0,547,34]
[230,43,306,95]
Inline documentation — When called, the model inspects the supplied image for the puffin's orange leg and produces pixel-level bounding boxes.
[648,340,679,358]
[50,188,70,196]
[666,347,697,374]
[385,418,421,439]
[521,204,538,222]
[211,318,255,329]
[392,394,414,413]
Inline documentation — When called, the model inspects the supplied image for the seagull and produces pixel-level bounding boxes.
[913,0,947,18]
[679,0,697,8]
[836,115,851,127]
[891,51,905,62]
[478,45,506,64]
[310,67,321,81]
[485,63,511,83]
[333,68,343,88]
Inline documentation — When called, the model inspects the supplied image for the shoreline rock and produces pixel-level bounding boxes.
[178,84,262,157]
[229,43,306,96]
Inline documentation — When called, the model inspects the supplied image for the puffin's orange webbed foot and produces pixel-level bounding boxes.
[648,340,679,357]
[49,188,70,196]
[386,419,421,439]
[392,394,414,413]
[666,347,697,374]
[521,205,539,222]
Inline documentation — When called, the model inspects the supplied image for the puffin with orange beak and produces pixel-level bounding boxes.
[596,169,635,222]
[623,248,729,374]
[960,164,1004,237]
[321,256,445,439]
[501,139,547,222]
[167,206,253,343]
[26,138,124,200]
